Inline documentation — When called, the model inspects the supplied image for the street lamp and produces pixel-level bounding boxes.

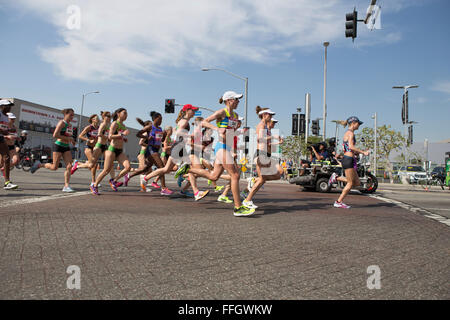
[392,85,418,165]
[77,91,100,159]
[322,42,329,141]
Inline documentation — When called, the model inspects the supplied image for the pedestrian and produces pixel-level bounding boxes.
[0,99,18,190]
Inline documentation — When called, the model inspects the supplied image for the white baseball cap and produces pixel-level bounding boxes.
[7,112,16,119]
[0,99,13,106]
[258,108,276,115]
[238,116,244,122]
[271,118,278,123]
[222,91,243,101]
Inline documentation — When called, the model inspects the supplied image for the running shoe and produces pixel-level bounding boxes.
[30,160,41,174]
[242,200,258,209]
[90,184,99,195]
[124,173,130,187]
[328,172,338,186]
[160,188,173,196]
[214,185,224,193]
[180,190,194,197]
[62,186,75,193]
[194,190,209,201]
[116,181,124,187]
[240,190,249,200]
[151,181,161,189]
[334,201,351,209]
[217,195,233,203]
[174,163,190,178]
[140,182,147,192]
[70,160,78,175]
[233,205,256,217]
[4,181,18,190]
[207,179,212,186]
[109,179,118,191]
[177,175,185,187]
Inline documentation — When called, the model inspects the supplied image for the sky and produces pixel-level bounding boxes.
[1,0,449,144]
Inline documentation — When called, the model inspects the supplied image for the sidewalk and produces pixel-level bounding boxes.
[378,182,450,193]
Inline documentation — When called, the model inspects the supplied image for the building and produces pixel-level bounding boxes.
[5,98,141,162]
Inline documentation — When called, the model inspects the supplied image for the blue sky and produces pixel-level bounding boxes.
[1,0,449,143]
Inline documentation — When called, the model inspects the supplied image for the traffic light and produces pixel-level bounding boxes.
[311,119,320,136]
[165,99,175,113]
[345,9,358,41]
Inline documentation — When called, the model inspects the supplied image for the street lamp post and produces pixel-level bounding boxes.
[322,42,329,141]
[393,85,418,165]
[371,113,377,176]
[77,91,100,159]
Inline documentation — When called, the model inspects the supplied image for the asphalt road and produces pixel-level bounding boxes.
[0,169,449,300]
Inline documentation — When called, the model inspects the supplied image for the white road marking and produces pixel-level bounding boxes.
[369,194,450,227]
[0,191,91,209]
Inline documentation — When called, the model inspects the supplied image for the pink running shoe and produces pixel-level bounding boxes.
[334,201,351,209]
[328,172,338,186]
[116,181,124,187]
[124,173,130,187]
[70,160,78,175]
[109,179,118,191]
[151,182,161,189]
[160,188,173,196]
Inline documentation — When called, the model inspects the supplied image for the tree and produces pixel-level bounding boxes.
[358,125,405,183]
[280,135,322,165]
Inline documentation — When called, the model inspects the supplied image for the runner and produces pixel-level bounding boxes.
[90,108,131,195]
[328,116,369,209]
[0,99,18,190]
[71,114,100,185]
[242,107,284,209]
[160,126,173,165]
[142,104,209,201]
[126,117,154,192]
[30,108,76,192]
[71,111,116,187]
[175,92,255,216]
[145,111,173,195]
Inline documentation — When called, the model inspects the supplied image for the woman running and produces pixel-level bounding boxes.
[242,107,284,209]
[71,114,100,185]
[0,99,18,190]
[160,126,173,165]
[30,108,76,192]
[328,116,369,209]
[142,104,209,201]
[126,117,154,192]
[90,108,131,195]
[175,91,255,216]
[144,111,173,195]
[71,111,116,187]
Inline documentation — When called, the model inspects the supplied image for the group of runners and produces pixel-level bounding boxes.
[1,92,367,216]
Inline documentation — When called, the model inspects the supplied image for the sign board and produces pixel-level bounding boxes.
[19,104,78,134]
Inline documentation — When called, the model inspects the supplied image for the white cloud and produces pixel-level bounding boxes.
[11,0,402,82]
[432,81,450,95]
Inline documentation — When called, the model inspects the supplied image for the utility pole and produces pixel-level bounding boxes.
[322,42,329,141]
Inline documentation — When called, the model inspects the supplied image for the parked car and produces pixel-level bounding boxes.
[397,165,428,184]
